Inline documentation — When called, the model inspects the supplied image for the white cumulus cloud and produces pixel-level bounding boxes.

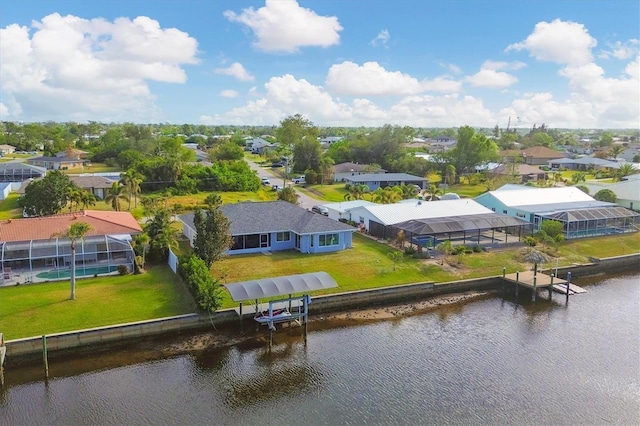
[214,62,254,82]
[223,0,342,53]
[203,73,492,127]
[0,13,199,122]
[465,61,519,89]
[325,61,461,96]
[506,19,597,65]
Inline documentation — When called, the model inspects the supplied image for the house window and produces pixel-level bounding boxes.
[516,213,526,218]
[319,233,339,247]
[276,231,290,242]
[491,208,496,212]
[503,210,508,214]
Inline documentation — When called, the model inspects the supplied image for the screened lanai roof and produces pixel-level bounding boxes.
[541,206,640,222]
[224,271,338,302]
[395,213,529,236]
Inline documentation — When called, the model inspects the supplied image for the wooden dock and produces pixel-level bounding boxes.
[502,271,586,302]
[503,271,566,288]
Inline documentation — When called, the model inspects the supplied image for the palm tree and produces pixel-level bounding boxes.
[608,145,625,160]
[344,184,370,201]
[424,184,442,201]
[144,209,179,261]
[444,164,456,186]
[319,156,335,185]
[120,171,143,209]
[613,163,638,182]
[372,186,403,204]
[67,187,84,212]
[105,182,129,212]
[80,191,98,210]
[55,222,92,300]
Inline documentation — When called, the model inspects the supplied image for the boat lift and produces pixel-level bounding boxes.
[223,271,338,342]
[253,294,312,331]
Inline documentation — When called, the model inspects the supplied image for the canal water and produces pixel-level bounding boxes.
[1,273,639,425]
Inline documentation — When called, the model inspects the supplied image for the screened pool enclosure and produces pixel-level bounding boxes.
[1,235,136,285]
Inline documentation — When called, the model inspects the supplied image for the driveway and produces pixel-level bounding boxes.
[246,159,319,210]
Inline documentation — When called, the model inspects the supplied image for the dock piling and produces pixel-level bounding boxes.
[566,272,572,304]
[42,335,49,379]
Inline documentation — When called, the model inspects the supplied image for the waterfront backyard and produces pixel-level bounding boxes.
[1,232,639,339]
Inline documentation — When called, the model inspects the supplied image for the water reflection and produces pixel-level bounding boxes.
[1,273,638,426]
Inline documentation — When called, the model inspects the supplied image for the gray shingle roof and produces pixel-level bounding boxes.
[180,201,356,235]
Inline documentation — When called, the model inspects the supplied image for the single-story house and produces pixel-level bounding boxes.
[548,157,621,171]
[345,198,529,245]
[501,147,565,166]
[333,162,386,182]
[522,146,566,165]
[68,175,117,200]
[320,200,377,223]
[0,210,142,285]
[585,174,640,211]
[491,163,548,183]
[474,186,640,238]
[0,145,16,156]
[27,156,87,171]
[0,163,46,183]
[344,173,428,191]
[179,201,357,255]
[55,148,90,159]
[246,138,275,154]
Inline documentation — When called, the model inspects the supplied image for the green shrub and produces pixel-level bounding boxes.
[404,246,417,256]
[117,265,129,275]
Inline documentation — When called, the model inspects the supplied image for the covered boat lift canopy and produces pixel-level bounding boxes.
[224,272,338,332]
[224,271,338,302]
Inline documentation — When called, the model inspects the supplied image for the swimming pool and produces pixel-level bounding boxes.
[36,265,120,279]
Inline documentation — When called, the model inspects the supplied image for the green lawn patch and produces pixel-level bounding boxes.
[0,192,22,220]
[0,266,198,340]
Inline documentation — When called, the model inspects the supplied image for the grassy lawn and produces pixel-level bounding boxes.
[0,193,22,220]
[302,183,348,202]
[0,266,197,340]
[2,233,638,339]
[67,163,122,174]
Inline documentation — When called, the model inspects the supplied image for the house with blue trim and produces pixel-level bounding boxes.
[179,201,356,255]
[344,172,428,190]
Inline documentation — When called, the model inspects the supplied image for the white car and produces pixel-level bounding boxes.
[293,175,305,184]
[261,177,271,185]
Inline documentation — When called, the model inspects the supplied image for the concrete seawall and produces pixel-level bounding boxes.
[5,254,639,360]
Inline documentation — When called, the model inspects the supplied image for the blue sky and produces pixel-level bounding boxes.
[1,0,638,129]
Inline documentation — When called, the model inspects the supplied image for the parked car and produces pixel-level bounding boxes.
[292,175,305,184]
[311,205,328,216]
[272,184,283,191]
[261,177,271,185]
[271,162,284,168]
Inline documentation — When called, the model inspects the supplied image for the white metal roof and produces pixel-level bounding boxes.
[223,271,338,301]
[323,200,377,212]
[485,187,594,207]
[352,199,493,226]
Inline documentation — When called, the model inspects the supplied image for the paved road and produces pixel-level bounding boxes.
[246,159,319,210]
